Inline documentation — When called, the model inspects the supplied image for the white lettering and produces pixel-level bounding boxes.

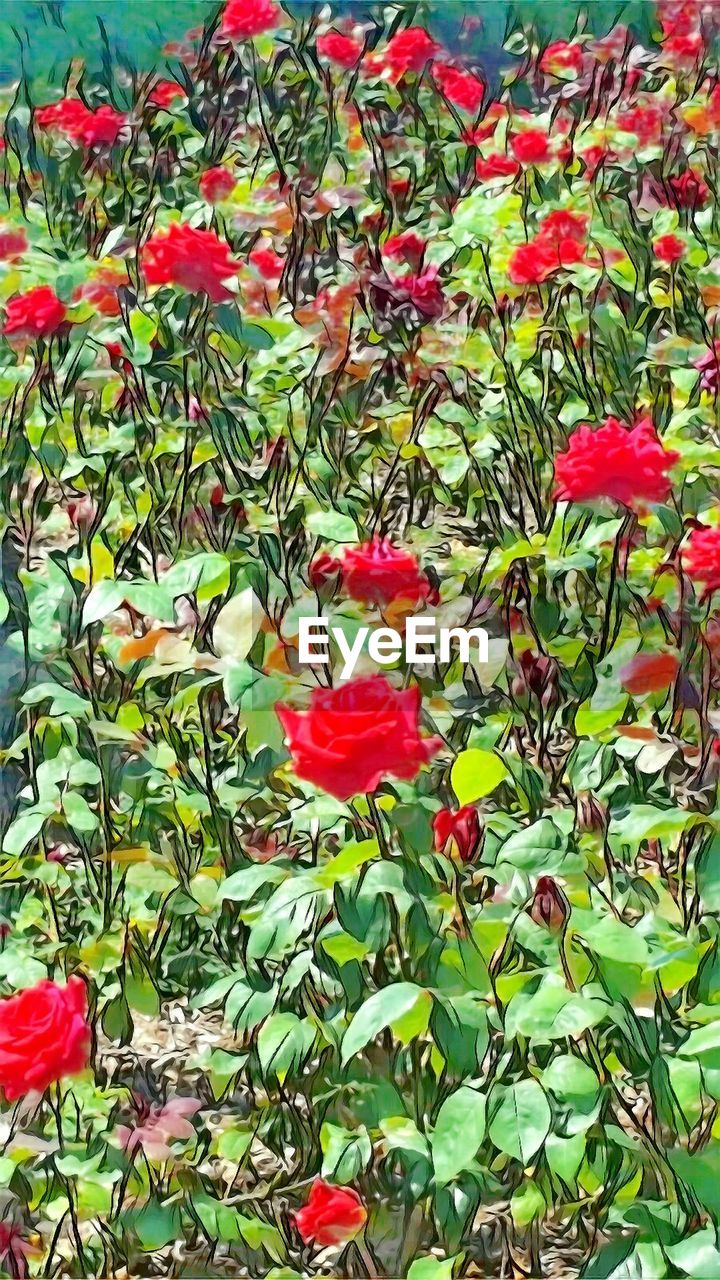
[298,617,329,664]
[368,627,402,665]
[439,626,489,664]
[334,625,368,679]
[406,617,437,664]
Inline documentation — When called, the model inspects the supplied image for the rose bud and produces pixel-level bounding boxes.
[433,804,482,862]
[294,1180,367,1248]
[65,495,97,531]
[309,552,343,594]
[576,792,608,835]
[529,876,570,932]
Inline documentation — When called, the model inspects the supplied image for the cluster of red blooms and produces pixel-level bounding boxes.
[554,416,679,507]
[310,536,435,609]
[35,97,126,147]
[2,286,67,340]
[508,209,588,286]
[142,223,240,302]
[277,675,442,801]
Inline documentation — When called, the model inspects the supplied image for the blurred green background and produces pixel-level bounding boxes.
[1,1,658,94]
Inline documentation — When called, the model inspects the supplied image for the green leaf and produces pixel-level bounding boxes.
[342,983,432,1064]
[489,1079,551,1164]
[407,1257,459,1280]
[257,1012,314,1079]
[431,1086,486,1185]
[320,1122,372,1183]
[511,1181,546,1227]
[451,748,508,805]
[213,586,260,661]
[306,510,358,543]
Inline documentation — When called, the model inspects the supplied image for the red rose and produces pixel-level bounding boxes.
[508,239,580,285]
[475,153,519,182]
[554,416,678,507]
[381,27,439,78]
[148,80,185,108]
[529,877,569,931]
[317,32,363,68]
[695,339,720,393]
[3,286,67,340]
[383,231,427,268]
[342,537,431,607]
[309,552,342,591]
[537,209,588,245]
[73,266,127,317]
[388,265,444,318]
[620,652,679,695]
[199,166,236,203]
[582,144,615,177]
[276,674,442,800]
[295,1180,367,1247]
[0,976,90,1101]
[249,245,284,279]
[653,233,686,263]
[540,40,584,76]
[510,129,551,165]
[433,63,484,113]
[433,805,482,861]
[221,0,280,40]
[142,223,240,302]
[36,98,126,147]
[669,169,709,208]
[616,103,662,146]
[684,525,720,597]
[0,228,27,260]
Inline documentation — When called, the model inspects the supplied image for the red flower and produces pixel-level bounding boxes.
[383,230,427,267]
[582,144,615,177]
[148,80,185,108]
[142,223,240,301]
[389,265,444,318]
[317,31,363,68]
[199,166,236,202]
[554,416,679,507]
[537,209,588,245]
[663,32,703,61]
[276,675,442,800]
[433,63,484,113]
[221,0,280,39]
[309,552,342,591]
[0,228,27,260]
[381,27,439,78]
[0,976,90,1101]
[653,232,686,263]
[433,805,482,861]
[508,236,583,285]
[74,266,127,317]
[3,286,67,340]
[342,537,431,607]
[295,1180,367,1247]
[620,652,679,695]
[616,103,663,146]
[249,245,284,279]
[684,525,720,597]
[510,129,551,165]
[475,153,519,181]
[36,98,126,147]
[695,340,720,393]
[529,877,569,931]
[669,169,709,208]
[540,40,584,76]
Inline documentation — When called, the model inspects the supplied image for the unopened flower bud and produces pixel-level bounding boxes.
[529,876,570,931]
